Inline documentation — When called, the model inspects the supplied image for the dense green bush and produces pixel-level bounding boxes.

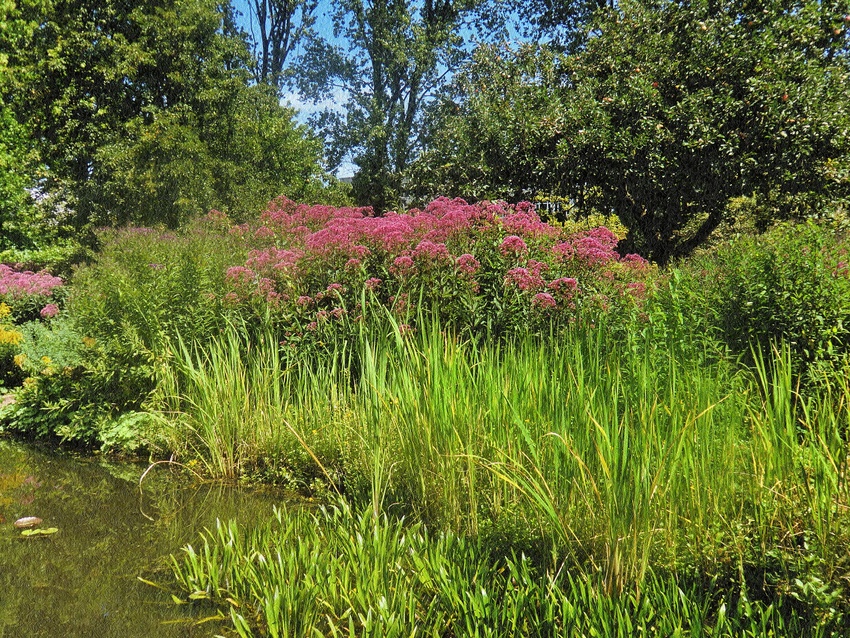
[686,221,850,385]
[0,215,247,445]
[170,499,850,637]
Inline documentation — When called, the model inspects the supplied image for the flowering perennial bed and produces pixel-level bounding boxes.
[219,197,654,337]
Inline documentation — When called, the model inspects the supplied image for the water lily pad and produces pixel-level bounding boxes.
[21,527,58,537]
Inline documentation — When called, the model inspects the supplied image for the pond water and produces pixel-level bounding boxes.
[0,439,289,637]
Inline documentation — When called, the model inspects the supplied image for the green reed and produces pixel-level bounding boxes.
[160,316,850,632]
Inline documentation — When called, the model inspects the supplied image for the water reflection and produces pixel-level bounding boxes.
[0,439,289,637]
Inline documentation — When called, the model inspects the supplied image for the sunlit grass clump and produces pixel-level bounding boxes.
[162,315,850,635]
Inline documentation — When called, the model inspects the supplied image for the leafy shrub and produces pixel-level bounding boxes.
[0,317,146,444]
[688,221,850,384]
[69,218,243,349]
[1,215,247,445]
[0,302,24,389]
[170,502,849,637]
[2,199,656,447]
[0,265,65,389]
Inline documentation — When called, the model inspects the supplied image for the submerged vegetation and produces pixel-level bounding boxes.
[3,197,850,634]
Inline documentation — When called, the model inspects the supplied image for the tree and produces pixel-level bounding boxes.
[0,0,47,253]
[2,0,325,230]
[298,0,485,211]
[244,0,317,92]
[408,43,566,203]
[509,0,611,51]
[416,0,850,263]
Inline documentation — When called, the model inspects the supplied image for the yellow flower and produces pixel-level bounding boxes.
[40,355,52,366]
[0,303,11,319]
[82,336,96,348]
[13,353,26,368]
[0,327,23,346]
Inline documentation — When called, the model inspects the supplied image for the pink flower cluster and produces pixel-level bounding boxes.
[0,265,63,299]
[457,254,481,275]
[550,227,622,265]
[220,196,655,332]
[40,303,60,318]
[500,235,529,256]
[256,197,512,258]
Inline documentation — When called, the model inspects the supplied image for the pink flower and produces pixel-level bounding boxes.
[505,267,546,291]
[548,277,579,295]
[500,235,528,256]
[413,240,451,261]
[346,258,362,270]
[456,254,480,275]
[391,255,415,276]
[0,265,63,299]
[365,277,382,290]
[391,293,410,314]
[527,259,549,275]
[551,242,574,261]
[266,291,282,306]
[255,278,275,296]
[532,293,557,309]
[225,266,255,284]
[40,303,59,318]
[206,209,228,223]
[502,208,558,238]
[622,253,649,269]
[572,236,617,265]
[296,296,312,307]
[350,244,371,258]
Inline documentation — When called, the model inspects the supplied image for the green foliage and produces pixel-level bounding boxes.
[0,218,247,445]
[0,102,36,251]
[298,0,485,211]
[0,316,150,443]
[418,0,850,262]
[410,43,567,203]
[2,0,326,230]
[560,0,850,263]
[149,316,850,629]
[69,221,243,349]
[687,221,850,385]
[169,499,849,636]
[96,86,324,227]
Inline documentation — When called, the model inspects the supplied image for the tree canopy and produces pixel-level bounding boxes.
[297,0,485,212]
[0,0,327,240]
[415,0,850,262]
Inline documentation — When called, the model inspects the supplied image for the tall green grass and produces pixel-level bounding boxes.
[160,317,850,632]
